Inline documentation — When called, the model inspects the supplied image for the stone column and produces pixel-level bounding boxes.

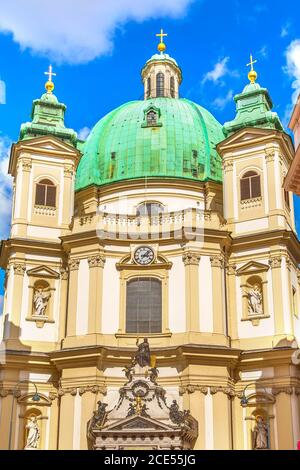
[87,255,105,335]
[182,252,201,332]
[66,258,80,337]
[226,265,238,341]
[211,388,232,449]
[210,256,225,335]
[269,256,285,342]
[222,158,234,222]
[62,165,74,232]
[274,390,295,449]
[58,391,76,450]
[48,395,59,450]
[9,262,26,340]
[58,267,69,342]
[181,386,207,450]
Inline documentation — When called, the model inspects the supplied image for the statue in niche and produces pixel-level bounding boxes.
[253,415,269,450]
[133,338,151,368]
[247,283,263,316]
[24,416,40,449]
[33,287,51,317]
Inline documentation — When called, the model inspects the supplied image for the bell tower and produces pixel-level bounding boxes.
[141,29,182,99]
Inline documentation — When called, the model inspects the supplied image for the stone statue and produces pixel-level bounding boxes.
[253,416,269,450]
[134,338,151,368]
[248,284,263,315]
[24,416,40,449]
[33,288,51,317]
[169,400,190,426]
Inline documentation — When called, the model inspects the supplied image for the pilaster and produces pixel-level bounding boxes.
[182,251,201,332]
[210,256,225,335]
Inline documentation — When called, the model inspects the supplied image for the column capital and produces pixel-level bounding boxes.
[182,251,201,266]
[222,159,234,173]
[12,262,26,276]
[68,258,80,271]
[265,147,276,163]
[226,264,237,275]
[60,266,69,280]
[210,255,224,268]
[269,256,282,269]
[88,255,106,268]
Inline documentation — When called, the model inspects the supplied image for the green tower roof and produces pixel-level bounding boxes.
[20,90,78,146]
[75,98,225,191]
[223,81,283,136]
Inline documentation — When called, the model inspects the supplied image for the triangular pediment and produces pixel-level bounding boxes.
[16,135,80,156]
[236,261,269,276]
[102,415,174,432]
[218,127,294,157]
[27,265,60,279]
[17,392,52,406]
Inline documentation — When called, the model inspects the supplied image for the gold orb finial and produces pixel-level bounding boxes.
[246,54,258,84]
[44,65,57,94]
[156,28,167,54]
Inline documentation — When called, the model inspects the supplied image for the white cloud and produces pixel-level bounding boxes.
[212,90,234,110]
[281,22,290,38]
[0,80,6,104]
[259,45,268,59]
[78,127,91,141]
[202,57,230,84]
[0,136,12,240]
[0,0,194,64]
[283,39,300,127]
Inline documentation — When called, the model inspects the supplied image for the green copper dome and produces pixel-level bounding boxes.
[75,97,225,191]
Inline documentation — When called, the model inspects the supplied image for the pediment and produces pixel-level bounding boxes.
[236,261,269,276]
[17,392,52,406]
[219,127,276,149]
[17,135,79,155]
[102,415,174,432]
[27,265,60,279]
[245,392,275,406]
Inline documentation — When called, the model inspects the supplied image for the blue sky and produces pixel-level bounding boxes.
[0,0,300,308]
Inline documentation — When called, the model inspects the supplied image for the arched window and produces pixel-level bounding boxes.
[35,179,56,207]
[126,277,162,333]
[240,171,261,201]
[136,202,164,217]
[147,77,151,98]
[156,72,165,97]
[170,76,175,98]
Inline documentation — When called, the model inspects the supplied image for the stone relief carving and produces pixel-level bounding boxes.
[269,256,282,269]
[24,416,40,450]
[88,255,106,268]
[13,263,26,276]
[68,259,80,271]
[182,252,201,266]
[210,256,224,268]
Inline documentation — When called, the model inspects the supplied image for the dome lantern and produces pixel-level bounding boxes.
[141,30,182,99]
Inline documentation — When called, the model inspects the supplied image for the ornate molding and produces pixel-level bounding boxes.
[269,256,282,269]
[64,165,74,178]
[226,264,237,275]
[265,148,276,163]
[179,385,209,396]
[272,387,294,396]
[60,266,69,280]
[13,263,26,276]
[210,386,235,397]
[58,385,107,397]
[68,258,80,271]
[20,157,32,172]
[182,252,201,266]
[88,255,106,269]
[222,160,234,173]
[210,255,224,268]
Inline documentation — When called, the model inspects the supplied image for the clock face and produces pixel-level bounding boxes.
[134,246,155,266]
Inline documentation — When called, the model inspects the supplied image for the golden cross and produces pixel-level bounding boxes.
[156,28,167,44]
[44,65,56,83]
[247,54,257,71]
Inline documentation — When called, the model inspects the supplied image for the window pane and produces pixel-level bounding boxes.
[240,178,250,200]
[126,277,162,333]
[156,73,165,97]
[35,184,46,205]
[250,176,261,198]
[46,185,56,207]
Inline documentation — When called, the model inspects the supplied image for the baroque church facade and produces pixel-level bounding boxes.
[1,35,300,450]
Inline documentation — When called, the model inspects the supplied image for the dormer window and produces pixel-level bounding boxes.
[147,110,158,126]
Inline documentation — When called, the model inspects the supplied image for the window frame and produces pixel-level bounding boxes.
[35,179,57,208]
[156,72,165,97]
[240,171,262,201]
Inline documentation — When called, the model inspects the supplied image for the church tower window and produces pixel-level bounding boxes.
[126,277,162,333]
[240,171,261,200]
[35,179,57,207]
[170,76,175,98]
[146,110,158,126]
[156,72,165,97]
